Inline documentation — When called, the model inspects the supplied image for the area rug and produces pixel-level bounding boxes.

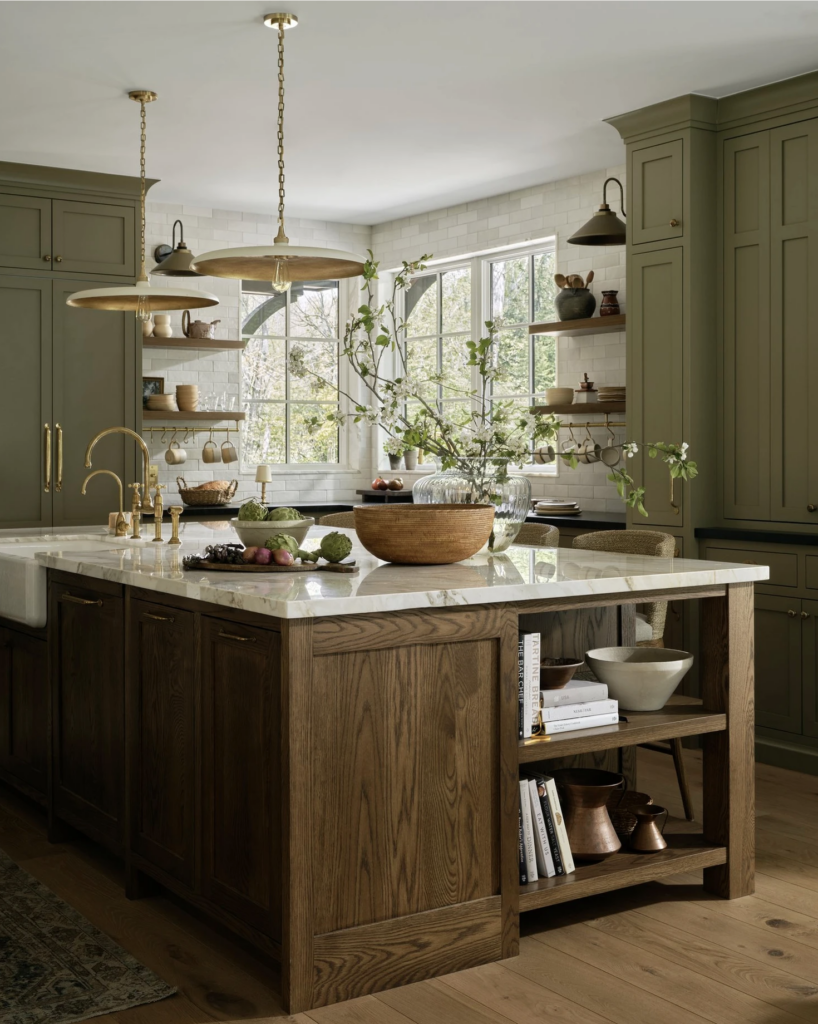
[0,848,176,1024]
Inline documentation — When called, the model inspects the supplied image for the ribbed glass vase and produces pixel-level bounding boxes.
[412,458,531,553]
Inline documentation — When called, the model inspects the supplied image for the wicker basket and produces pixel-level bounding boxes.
[176,477,238,507]
[353,503,495,564]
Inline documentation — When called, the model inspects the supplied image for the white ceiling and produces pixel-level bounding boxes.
[2,1,818,224]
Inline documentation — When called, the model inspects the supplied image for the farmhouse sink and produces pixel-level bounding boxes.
[0,534,130,628]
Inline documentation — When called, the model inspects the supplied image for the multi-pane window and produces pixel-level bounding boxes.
[241,280,341,465]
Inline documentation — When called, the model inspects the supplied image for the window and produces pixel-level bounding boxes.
[241,280,342,465]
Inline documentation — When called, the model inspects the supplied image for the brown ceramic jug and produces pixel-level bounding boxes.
[553,768,625,862]
[630,804,669,853]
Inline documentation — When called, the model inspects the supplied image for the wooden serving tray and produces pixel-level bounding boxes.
[189,560,358,575]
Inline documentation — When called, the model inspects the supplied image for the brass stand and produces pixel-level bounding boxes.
[168,506,183,545]
[153,483,166,542]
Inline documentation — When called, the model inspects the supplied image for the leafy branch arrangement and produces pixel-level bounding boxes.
[288,251,697,516]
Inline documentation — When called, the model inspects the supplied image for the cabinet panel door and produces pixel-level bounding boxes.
[129,600,197,888]
[628,247,684,524]
[723,132,771,521]
[50,578,125,850]
[52,200,135,277]
[0,275,52,528]
[631,140,684,245]
[201,617,281,939]
[802,599,818,738]
[0,626,48,799]
[755,594,802,734]
[0,194,51,271]
[770,119,818,524]
[51,280,137,527]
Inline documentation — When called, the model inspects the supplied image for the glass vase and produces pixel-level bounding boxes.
[412,458,531,553]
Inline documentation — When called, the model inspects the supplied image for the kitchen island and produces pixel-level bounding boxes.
[0,525,766,1012]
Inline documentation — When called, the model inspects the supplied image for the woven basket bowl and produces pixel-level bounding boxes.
[353,503,495,564]
[176,477,238,506]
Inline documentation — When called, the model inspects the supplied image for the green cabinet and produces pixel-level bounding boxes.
[0,624,48,802]
[631,139,684,245]
[802,599,818,739]
[754,594,802,734]
[0,194,51,271]
[627,247,684,524]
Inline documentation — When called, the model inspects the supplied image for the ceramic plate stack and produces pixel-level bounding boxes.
[176,384,199,412]
[598,386,626,404]
[533,499,582,517]
[146,393,178,412]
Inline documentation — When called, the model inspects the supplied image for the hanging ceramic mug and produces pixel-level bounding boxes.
[165,440,187,465]
[202,439,221,464]
[534,444,556,465]
[600,442,621,467]
[577,438,600,464]
[221,439,239,464]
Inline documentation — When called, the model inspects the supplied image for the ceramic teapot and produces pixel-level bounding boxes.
[182,310,221,339]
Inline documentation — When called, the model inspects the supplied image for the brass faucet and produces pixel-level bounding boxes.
[84,427,153,512]
[81,469,127,537]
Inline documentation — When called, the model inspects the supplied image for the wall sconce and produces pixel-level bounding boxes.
[568,177,627,246]
[152,219,202,276]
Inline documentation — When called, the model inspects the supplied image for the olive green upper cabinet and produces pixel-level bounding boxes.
[631,140,684,244]
[52,200,135,277]
[769,119,818,525]
[628,247,684,525]
[0,194,51,271]
[723,132,771,522]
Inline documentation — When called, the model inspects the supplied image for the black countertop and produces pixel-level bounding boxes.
[178,502,354,519]
[696,526,818,547]
[526,510,626,530]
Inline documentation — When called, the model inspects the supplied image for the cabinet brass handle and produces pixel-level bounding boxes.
[802,611,811,620]
[670,219,680,227]
[809,505,817,512]
[44,423,51,493]
[218,631,256,643]
[145,612,174,623]
[59,593,103,607]
[787,609,797,617]
[55,255,63,263]
[55,424,63,492]
[42,254,51,262]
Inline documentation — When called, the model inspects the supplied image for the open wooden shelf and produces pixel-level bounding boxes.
[519,833,726,911]
[531,401,625,416]
[142,410,246,422]
[518,697,725,763]
[529,314,626,338]
[143,337,246,350]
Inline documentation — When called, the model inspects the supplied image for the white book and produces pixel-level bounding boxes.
[541,712,620,735]
[540,679,608,708]
[519,780,537,881]
[525,633,541,736]
[527,778,555,877]
[539,699,618,723]
[543,776,575,874]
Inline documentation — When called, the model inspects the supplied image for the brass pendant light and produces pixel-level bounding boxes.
[66,91,219,316]
[191,14,366,289]
[567,177,627,246]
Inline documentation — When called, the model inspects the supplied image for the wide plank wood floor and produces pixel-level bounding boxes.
[3,748,818,1024]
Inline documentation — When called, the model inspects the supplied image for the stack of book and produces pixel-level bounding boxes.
[519,773,575,883]
[538,678,619,734]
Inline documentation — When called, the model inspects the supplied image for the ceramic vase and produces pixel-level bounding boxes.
[403,449,418,471]
[600,290,620,316]
[555,287,596,321]
[153,314,173,339]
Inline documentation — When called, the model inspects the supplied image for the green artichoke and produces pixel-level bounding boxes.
[297,548,320,563]
[238,499,268,521]
[266,506,302,521]
[264,533,300,555]
[319,531,353,563]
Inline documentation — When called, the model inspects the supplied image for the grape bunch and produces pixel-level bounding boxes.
[183,543,245,570]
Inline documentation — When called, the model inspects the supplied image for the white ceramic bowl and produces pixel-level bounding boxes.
[230,517,314,549]
[584,647,694,711]
[545,387,575,406]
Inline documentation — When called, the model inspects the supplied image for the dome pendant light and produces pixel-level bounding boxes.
[567,177,627,246]
[191,14,366,287]
[66,92,219,316]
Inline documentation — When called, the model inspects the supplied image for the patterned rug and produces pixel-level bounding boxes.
[0,848,176,1024]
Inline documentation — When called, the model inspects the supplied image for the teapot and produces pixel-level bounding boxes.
[182,310,221,340]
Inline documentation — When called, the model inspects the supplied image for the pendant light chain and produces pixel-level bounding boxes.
[274,18,289,244]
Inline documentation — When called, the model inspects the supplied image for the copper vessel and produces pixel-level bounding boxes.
[631,804,669,853]
[553,768,625,862]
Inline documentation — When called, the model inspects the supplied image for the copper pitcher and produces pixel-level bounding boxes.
[553,768,624,862]
[631,804,669,853]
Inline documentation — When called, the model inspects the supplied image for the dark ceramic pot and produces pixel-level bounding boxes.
[600,289,620,316]
[552,768,624,862]
[555,288,596,321]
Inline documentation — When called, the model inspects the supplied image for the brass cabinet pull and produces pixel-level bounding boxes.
[670,219,680,227]
[55,255,63,263]
[55,424,63,492]
[218,631,256,643]
[145,612,174,623]
[59,593,103,607]
[809,505,817,512]
[44,423,51,493]
[787,609,797,617]
[802,611,811,620]
[42,254,51,262]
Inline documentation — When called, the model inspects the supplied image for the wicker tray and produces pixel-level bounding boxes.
[176,477,238,506]
[185,560,358,574]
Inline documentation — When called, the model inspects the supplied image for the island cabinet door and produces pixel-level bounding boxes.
[50,576,125,851]
[200,616,282,941]
[0,626,48,801]
[127,600,197,889]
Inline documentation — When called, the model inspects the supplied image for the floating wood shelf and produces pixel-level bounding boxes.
[519,833,726,911]
[518,698,725,764]
[531,401,626,416]
[142,410,246,422]
[143,337,247,350]
[529,314,626,337]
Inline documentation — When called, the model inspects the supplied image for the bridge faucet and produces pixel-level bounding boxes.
[84,426,153,512]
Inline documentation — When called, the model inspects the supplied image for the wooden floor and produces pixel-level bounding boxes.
[4,749,818,1024]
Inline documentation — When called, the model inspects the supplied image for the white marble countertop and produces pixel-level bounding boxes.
[4,522,770,621]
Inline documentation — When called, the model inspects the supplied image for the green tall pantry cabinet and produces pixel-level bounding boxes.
[0,164,147,528]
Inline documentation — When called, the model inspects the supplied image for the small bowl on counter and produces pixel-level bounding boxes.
[539,657,584,690]
[353,503,495,564]
[230,517,314,548]
[584,647,694,711]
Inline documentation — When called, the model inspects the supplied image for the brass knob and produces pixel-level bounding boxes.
[788,609,797,617]
[55,255,63,263]
[802,611,810,619]
[809,504,817,512]
[42,254,51,262]
[669,219,680,227]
